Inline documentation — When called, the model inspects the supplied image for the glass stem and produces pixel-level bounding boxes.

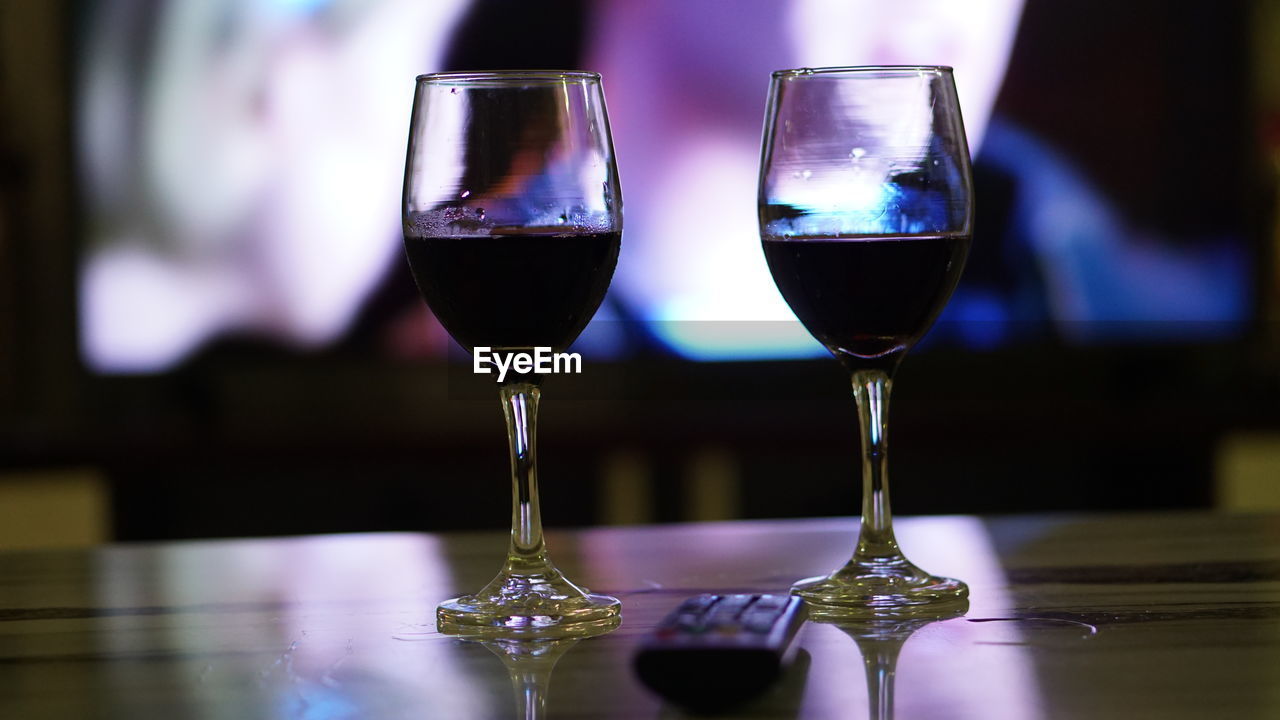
[859,638,902,720]
[501,382,551,574]
[511,669,548,720]
[851,369,903,563]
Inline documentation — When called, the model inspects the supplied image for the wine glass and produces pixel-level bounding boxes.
[403,70,622,636]
[758,66,973,616]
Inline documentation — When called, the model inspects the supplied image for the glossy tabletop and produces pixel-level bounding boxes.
[1,512,1279,719]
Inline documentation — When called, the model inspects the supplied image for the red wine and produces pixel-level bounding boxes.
[763,233,970,370]
[403,230,620,353]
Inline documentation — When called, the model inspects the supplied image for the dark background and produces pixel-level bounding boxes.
[0,0,1277,543]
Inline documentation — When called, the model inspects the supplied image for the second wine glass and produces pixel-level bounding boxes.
[403,70,622,636]
[759,66,973,617]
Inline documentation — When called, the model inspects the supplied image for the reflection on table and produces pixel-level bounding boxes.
[1,513,1278,718]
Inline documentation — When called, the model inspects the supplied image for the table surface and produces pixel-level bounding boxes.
[1,511,1279,719]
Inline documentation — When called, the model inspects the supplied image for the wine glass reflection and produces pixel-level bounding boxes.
[467,622,615,720]
[828,605,967,720]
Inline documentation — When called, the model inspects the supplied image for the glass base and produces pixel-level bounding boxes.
[437,566,621,639]
[792,556,968,621]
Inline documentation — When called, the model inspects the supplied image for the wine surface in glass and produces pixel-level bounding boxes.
[763,233,970,368]
[404,230,621,352]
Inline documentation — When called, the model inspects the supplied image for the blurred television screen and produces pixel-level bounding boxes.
[76,0,1254,373]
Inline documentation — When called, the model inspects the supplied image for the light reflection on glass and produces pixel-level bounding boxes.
[592,0,1024,360]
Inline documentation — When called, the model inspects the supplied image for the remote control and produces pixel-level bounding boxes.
[633,594,807,711]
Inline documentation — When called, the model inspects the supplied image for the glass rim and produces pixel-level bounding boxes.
[772,65,953,79]
[415,69,601,85]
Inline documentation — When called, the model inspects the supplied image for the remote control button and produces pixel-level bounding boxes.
[741,611,780,633]
[752,595,788,611]
[709,594,754,620]
[674,613,708,632]
[677,594,720,615]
